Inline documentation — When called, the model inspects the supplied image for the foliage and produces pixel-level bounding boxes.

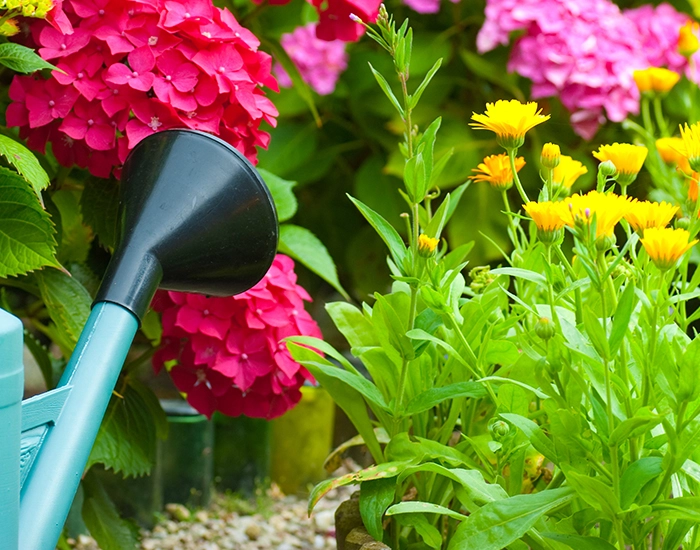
[293,9,700,550]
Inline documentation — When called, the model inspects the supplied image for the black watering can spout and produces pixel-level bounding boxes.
[94,129,279,321]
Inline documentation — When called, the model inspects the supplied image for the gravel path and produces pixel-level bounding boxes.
[67,483,354,550]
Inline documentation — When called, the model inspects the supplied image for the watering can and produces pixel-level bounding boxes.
[0,129,278,550]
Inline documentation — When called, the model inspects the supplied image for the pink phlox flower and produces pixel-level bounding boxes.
[312,0,381,42]
[54,52,106,101]
[403,0,440,14]
[25,78,80,128]
[161,0,215,30]
[38,27,90,59]
[104,45,156,91]
[59,97,117,151]
[275,23,348,95]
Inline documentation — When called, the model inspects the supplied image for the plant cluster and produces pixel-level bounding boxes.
[292,11,700,550]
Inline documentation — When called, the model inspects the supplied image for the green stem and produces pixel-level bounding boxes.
[508,149,529,203]
[641,96,654,136]
[653,96,668,137]
[553,247,583,324]
[501,190,519,251]
[545,246,560,331]
[394,285,418,420]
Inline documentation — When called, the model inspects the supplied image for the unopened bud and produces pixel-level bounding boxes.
[541,142,561,170]
[598,159,617,178]
[349,13,362,23]
[535,317,555,341]
[677,216,691,230]
[417,234,439,258]
[489,420,510,441]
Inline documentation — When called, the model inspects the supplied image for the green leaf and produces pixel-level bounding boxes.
[386,501,468,521]
[0,43,57,73]
[348,195,406,267]
[582,306,610,361]
[610,283,636,356]
[326,302,380,348]
[290,343,384,467]
[263,38,320,125]
[490,267,546,286]
[409,58,442,109]
[542,533,616,550]
[82,472,138,550]
[87,378,167,477]
[500,413,558,465]
[447,488,574,550]
[426,183,469,240]
[36,268,91,350]
[652,497,700,522]
[308,461,408,513]
[278,224,348,299]
[396,514,442,549]
[80,176,119,249]
[374,293,414,360]
[258,168,297,223]
[620,457,663,510]
[0,135,50,199]
[563,467,620,518]
[679,336,700,402]
[0,167,58,276]
[52,189,91,263]
[404,382,486,415]
[23,328,54,389]
[368,63,404,115]
[609,415,660,447]
[360,477,395,541]
[484,339,520,366]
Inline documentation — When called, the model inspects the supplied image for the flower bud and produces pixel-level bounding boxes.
[535,317,555,341]
[417,234,439,258]
[677,216,691,230]
[541,142,561,170]
[598,159,617,178]
[489,420,511,441]
[595,233,617,252]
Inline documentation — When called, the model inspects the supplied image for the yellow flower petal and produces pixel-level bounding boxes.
[469,153,525,190]
[641,227,698,270]
[624,200,679,232]
[470,100,550,149]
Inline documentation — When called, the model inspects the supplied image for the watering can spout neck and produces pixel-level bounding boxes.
[95,249,163,323]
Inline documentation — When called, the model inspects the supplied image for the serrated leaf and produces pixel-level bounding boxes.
[0,135,50,199]
[80,176,119,250]
[0,43,57,73]
[36,268,91,350]
[82,471,139,550]
[0,167,58,277]
[258,168,297,222]
[87,378,167,477]
[278,224,348,299]
[52,189,91,263]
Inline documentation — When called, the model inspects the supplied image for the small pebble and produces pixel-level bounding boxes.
[245,523,262,541]
[165,503,191,521]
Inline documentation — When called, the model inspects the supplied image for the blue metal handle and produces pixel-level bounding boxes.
[0,310,24,550]
[18,302,139,550]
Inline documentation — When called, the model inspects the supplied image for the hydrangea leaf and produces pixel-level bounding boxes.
[80,176,120,250]
[259,168,297,222]
[87,378,168,478]
[0,43,57,74]
[278,223,348,299]
[0,135,50,200]
[0,167,58,277]
[82,471,139,550]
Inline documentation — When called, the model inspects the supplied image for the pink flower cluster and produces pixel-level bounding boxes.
[478,0,699,139]
[153,255,321,420]
[252,0,380,42]
[7,0,278,178]
[275,23,348,95]
[402,0,458,16]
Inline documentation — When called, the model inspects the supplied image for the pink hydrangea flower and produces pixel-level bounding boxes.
[152,255,321,420]
[477,0,697,139]
[8,0,278,178]
[274,23,348,95]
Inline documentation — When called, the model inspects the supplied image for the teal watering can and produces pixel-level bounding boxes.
[0,129,278,550]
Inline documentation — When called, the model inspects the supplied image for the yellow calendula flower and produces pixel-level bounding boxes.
[470,100,550,150]
[679,21,700,57]
[561,190,633,238]
[523,201,567,244]
[624,200,679,232]
[592,143,648,186]
[553,155,588,189]
[417,234,439,257]
[469,153,525,190]
[679,122,700,172]
[541,143,560,169]
[633,67,681,94]
[641,227,698,270]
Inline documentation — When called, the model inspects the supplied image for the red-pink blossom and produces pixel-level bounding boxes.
[152,255,321,420]
[8,0,278,178]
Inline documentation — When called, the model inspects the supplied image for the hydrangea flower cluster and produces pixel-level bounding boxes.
[478,0,699,139]
[275,23,348,95]
[7,0,278,178]
[152,255,321,420]
[402,0,457,16]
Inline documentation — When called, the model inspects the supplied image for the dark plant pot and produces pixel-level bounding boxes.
[271,385,335,495]
[213,413,271,495]
[157,399,214,507]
